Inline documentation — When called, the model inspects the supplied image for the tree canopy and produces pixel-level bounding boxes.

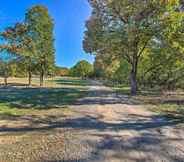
[83,0,184,95]
[25,5,55,86]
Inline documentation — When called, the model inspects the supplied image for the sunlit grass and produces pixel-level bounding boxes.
[112,84,184,121]
[0,104,33,116]
[150,104,184,121]
[0,77,89,117]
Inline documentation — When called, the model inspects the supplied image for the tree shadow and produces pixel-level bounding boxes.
[44,159,87,162]
[0,85,141,110]
[0,86,86,110]
[89,131,184,162]
[162,99,184,105]
[134,89,184,106]
[0,110,184,161]
[0,81,184,161]
[0,83,30,87]
[0,112,182,133]
[72,89,140,106]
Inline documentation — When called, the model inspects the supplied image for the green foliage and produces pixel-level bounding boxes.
[113,60,130,84]
[84,0,184,94]
[70,60,93,78]
[54,66,70,76]
[25,5,55,84]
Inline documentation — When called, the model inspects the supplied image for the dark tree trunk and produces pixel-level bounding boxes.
[4,77,7,86]
[28,58,32,86]
[40,68,44,87]
[130,58,138,96]
[130,69,137,96]
[28,70,32,86]
[4,67,8,86]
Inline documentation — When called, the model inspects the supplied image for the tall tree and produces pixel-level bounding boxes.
[84,0,183,95]
[25,5,55,86]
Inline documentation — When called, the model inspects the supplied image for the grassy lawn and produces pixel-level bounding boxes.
[0,77,89,116]
[150,104,184,122]
[51,77,90,86]
[113,86,131,95]
[113,85,184,122]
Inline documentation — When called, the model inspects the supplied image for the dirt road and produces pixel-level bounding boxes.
[0,81,184,162]
[68,82,184,162]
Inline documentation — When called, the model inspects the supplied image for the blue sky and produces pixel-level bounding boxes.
[0,0,94,68]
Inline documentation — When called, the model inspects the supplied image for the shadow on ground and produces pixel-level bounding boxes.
[0,86,86,110]
[0,84,138,111]
[0,112,182,133]
[0,112,183,162]
[0,81,184,161]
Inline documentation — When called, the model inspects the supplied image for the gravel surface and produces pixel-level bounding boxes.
[0,81,184,162]
[0,130,93,162]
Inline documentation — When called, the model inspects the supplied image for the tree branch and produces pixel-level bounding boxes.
[137,38,151,58]
[111,6,128,24]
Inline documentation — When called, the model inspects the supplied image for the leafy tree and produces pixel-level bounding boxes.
[70,60,93,78]
[83,0,183,95]
[15,23,37,86]
[138,35,184,90]
[55,66,70,76]
[25,5,55,86]
[113,59,130,84]
[0,22,37,85]
[0,25,21,85]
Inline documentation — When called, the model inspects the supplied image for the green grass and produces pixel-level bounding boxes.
[0,104,33,116]
[150,104,184,122]
[112,84,184,122]
[51,77,90,86]
[113,86,131,95]
[0,77,89,116]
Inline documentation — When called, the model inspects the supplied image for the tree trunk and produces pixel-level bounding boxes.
[28,58,32,86]
[40,68,44,87]
[4,77,7,86]
[28,70,32,86]
[130,58,138,96]
[130,70,137,96]
[4,67,8,86]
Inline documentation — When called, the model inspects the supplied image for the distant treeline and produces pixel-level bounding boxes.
[0,59,94,78]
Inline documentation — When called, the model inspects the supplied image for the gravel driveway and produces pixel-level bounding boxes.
[0,81,184,162]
